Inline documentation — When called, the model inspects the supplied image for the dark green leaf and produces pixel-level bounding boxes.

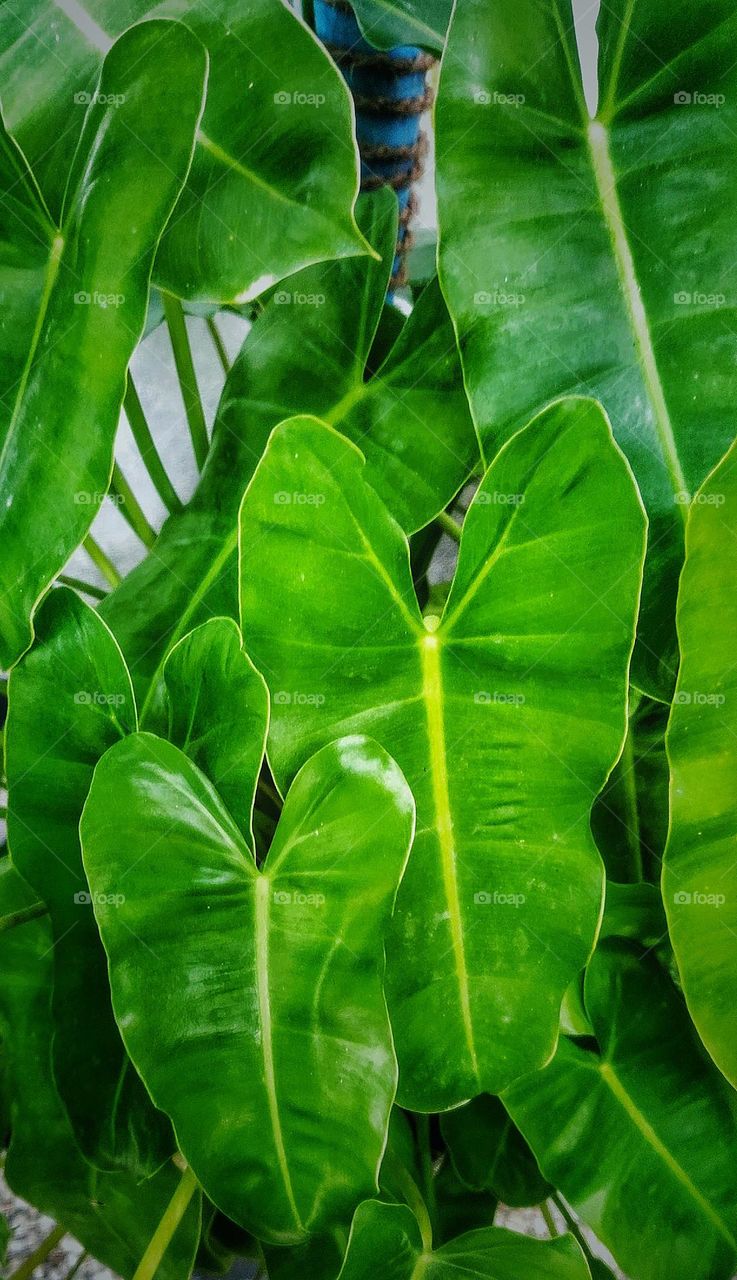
[350,1,451,53]
[81,733,414,1244]
[505,941,737,1280]
[239,401,645,1107]
[436,0,737,696]
[441,1096,551,1208]
[0,859,201,1280]
[0,20,207,668]
[0,0,367,302]
[6,587,171,1173]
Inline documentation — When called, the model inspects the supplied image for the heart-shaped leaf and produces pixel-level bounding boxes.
[0,0,368,302]
[0,859,201,1280]
[436,0,737,696]
[505,940,737,1280]
[238,401,646,1107]
[663,438,737,1088]
[349,0,451,53]
[336,1200,591,1280]
[6,586,171,1173]
[0,20,207,669]
[80,732,415,1243]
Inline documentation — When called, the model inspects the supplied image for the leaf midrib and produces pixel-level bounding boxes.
[599,1060,737,1247]
[254,874,304,1234]
[420,631,478,1078]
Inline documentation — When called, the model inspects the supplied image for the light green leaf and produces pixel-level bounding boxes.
[441,1096,551,1208]
[0,0,367,302]
[436,0,737,697]
[663,438,737,1088]
[80,733,415,1244]
[98,190,476,707]
[162,617,269,841]
[591,693,670,883]
[6,586,171,1173]
[0,859,201,1280]
[337,1200,591,1280]
[239,401,645,1107]
[0,20,207,669]
[505,940,737,1280]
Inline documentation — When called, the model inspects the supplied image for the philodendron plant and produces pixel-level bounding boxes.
[2,3,737,1280]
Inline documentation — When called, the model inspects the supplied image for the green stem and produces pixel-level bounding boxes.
[9,1224,66,1280]
[62,1252,88,1280]
[416,1114,438,1240]
[163,293,209,471]
[206,315,231,377]
[57,574,107,601]
[0,900,49,935]
[552,1195,597,1268]
[435,509,462,543]
[124,377,183,515]
[540,1200,559,1238]
[131,1164,198,1280]
[83,535,121,589]
[384,1156,433,1253]
[110,463,158,550]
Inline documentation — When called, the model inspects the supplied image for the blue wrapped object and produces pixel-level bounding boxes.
[312,0,434,289]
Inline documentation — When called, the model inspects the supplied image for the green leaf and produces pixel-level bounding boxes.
[6,587,171,1173]
[431,1163,497,1246]
[336,1201,591,1280]
[441,1096,551,1208]
[212,189,477,535]
[0,859,201,1280]
[591,694,670,883]
[0,0,367,302]
[663,438,737,1089]
[98,190,476,707]
[239,401,646,1107]
[349,0,451,54]
[436,0,737,697]
[162,617,269,840]
[80,733,415,1244]
[0,20,207,669]
[505,940,737,1280]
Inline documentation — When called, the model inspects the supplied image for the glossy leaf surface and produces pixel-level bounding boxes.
[337,1201,590,1280]
[663,439,737,1088]
[6,587,171,1172]
[0,20,206,668]
[81,733,415,1243]
[239,402,645,1108]
[0,0,366,302]
[505,941,737,1280]
[0,859,200,1280]
[162,617,268,841]
[437,0,737,695]
[99,191,475,708]
[350,0,451,52]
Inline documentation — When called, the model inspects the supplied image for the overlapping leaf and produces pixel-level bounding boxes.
[505,940,737,1280]
[663,438,737,1088]
[349,0,451,53]
[0,20,207,669]
[99,192,474,705]
[336,1201,590,1280]
[441,1096,551,1208]
[81,732,415,1243]
[239,401,645,1108]
[436,0,737,696]
[0,0,367,301]
[0,859,201,1280]
[6,587,170,1172]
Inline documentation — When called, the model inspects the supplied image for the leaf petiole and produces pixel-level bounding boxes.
[163,293,210,471]
[131,1163,198,1280]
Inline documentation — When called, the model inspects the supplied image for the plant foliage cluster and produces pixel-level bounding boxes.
[1,3,736,1280]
